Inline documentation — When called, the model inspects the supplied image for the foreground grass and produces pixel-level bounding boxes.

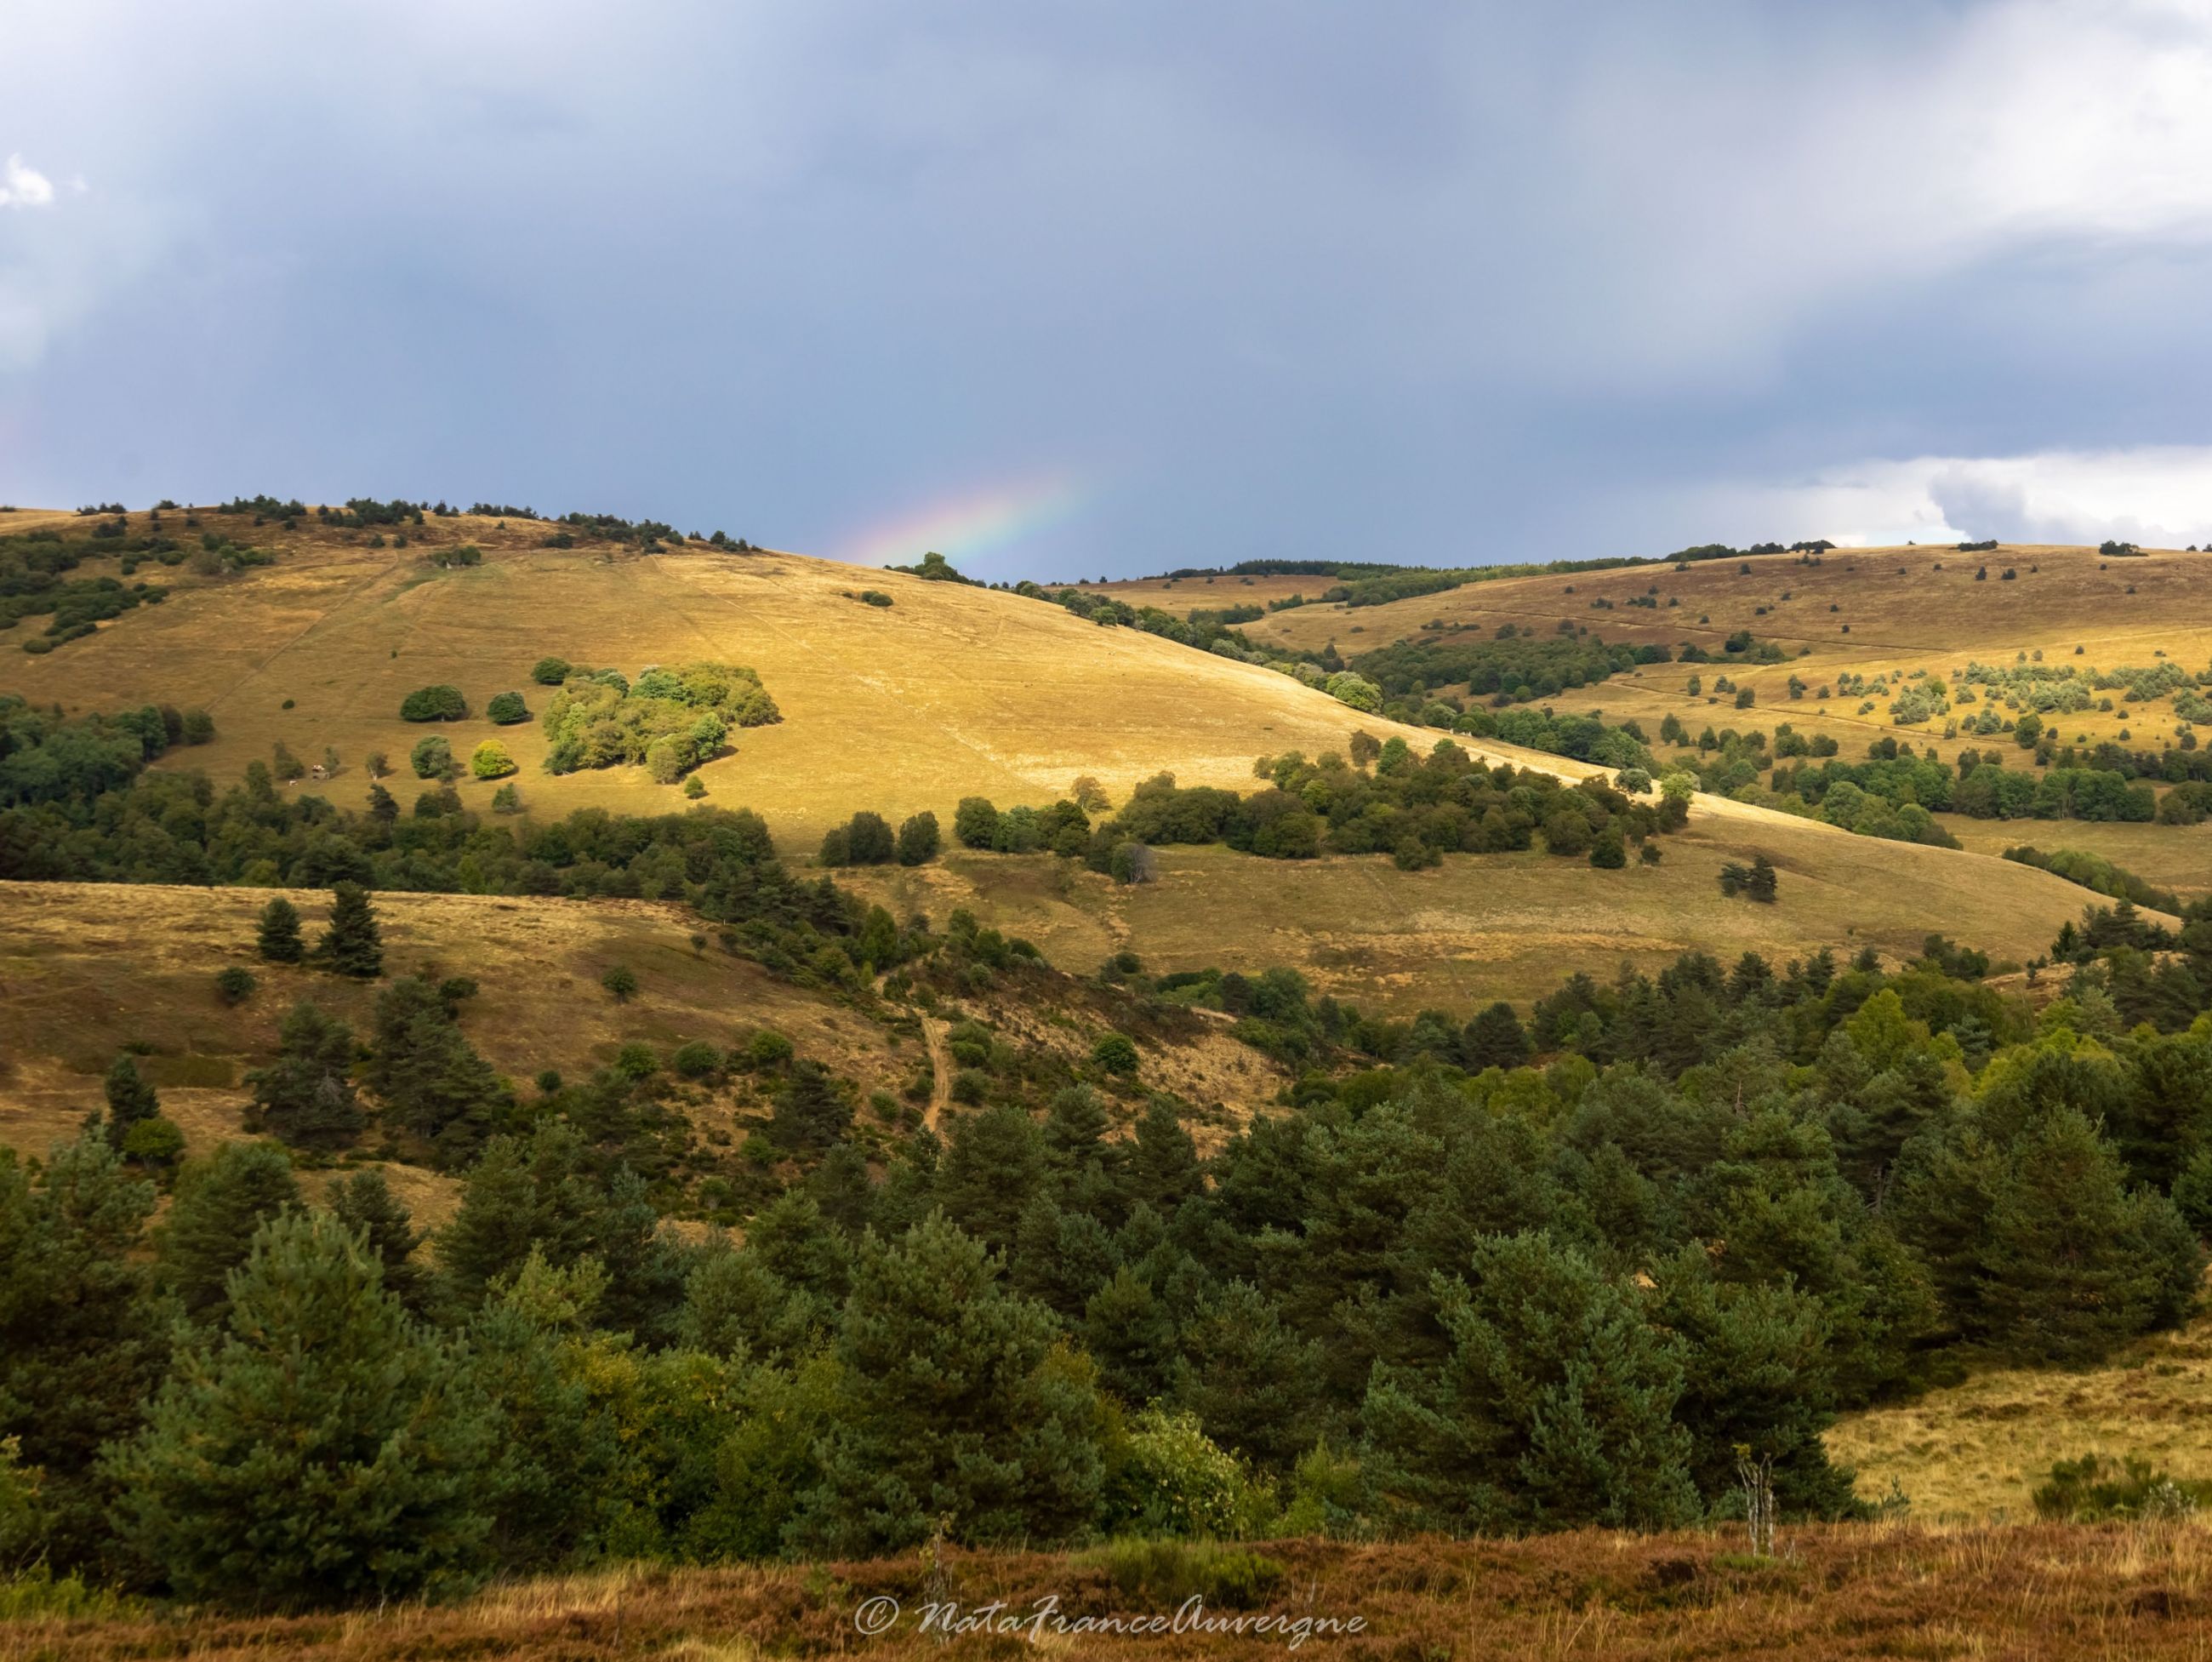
[1829,1305,2212,1524]
[11,1522,2212,1659]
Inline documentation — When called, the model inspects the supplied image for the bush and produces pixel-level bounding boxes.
[486,691,528,724]
[670,1040,721,1080]
[398,685,467,722]
[2033,1454,2212,1521]
[119,1117,185,1168]
[1092,1032,1140,1076]
[682,775,707,799]
[896,810,941,865]
[214,966,257,1005]
[601,965,639,1003]
[529,656,572,685]
[409,736,455,780]
[470,740,516,780]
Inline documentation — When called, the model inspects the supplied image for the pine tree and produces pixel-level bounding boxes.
[363,977,507,1167]
[158,1140,301,1324]
[936,1103,1047,1253]
[1082,1264,1177,1403]
[256,895,305,963]
[327,1168,430,1316]
[1975,1106,2197,1363]
[767,1059,853,1156]
[0,1131,174,1569]
[797,1211,1106,1553]
[248,1001,364,1151]
[102,1054,161,1150]
[1360,1231,1696,1533]
[1126,1099,1204,1216]
[104,1210,496,1606]
[312,882,384,978]
[1461,1001,1532,1071]
[1167,1278,1330,1471]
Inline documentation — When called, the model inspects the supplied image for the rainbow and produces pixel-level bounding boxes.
[835,474,1094,574]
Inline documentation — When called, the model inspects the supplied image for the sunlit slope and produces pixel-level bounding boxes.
[837,802,2107,1014]
[6,517,1458,840]
[1219,542,2212,761]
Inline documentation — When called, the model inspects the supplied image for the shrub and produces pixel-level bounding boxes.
[486,691,528,724]
[469,740,516,780]
[896,810,941,865]
[670,1040,721,1080]
[1092,1032,1140,1076]
[490,783,522,814]
[214,966,257,1006]
[409,735,455,780]
[601,965,639,1002]
[2033,1454,2212,1521]
[529,656,572,685]
[682,775,707,799]
[398,685,467,722]
[954,797,1000,848]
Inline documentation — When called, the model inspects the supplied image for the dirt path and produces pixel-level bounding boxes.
[919,1014,954,1132]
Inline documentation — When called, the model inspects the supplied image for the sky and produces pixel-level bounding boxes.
[8,1,2212,581]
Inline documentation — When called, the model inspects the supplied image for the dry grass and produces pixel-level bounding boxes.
[1238,541,2212,765]
[6,509,2123,1005]
[0,879,912,1169]
[13,1522,2212,1659]
[3,511,1454,843]
[1934,814,2212,902]
[0,878,1293,1169]
[841,804,2102,1014]
[1828,1305,2212,1525]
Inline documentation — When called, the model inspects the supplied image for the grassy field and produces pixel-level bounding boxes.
[3,511,1454,843]
[0,879,1289,1174]
[1219,541,2212,763]
[14,1522,2212,1659]
[1935,815,2212,903]
[841,801,2103,1014]
[1829,1305,2212,1524]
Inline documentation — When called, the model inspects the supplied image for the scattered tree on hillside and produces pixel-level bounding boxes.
[256,895,305,963]
[312,883,384,978]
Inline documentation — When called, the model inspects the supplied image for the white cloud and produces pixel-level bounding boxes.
[0,153,57,208]
[1673,447,2212,548]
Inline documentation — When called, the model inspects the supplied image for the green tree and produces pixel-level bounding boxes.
[954,797,1000,848]
[1167,1279,1331,1471]
[214,965,258,1005]
[157,1140,302,1326]
[312,883,384,978]
[256,895,304,963]
[102,1054,161,1151]
[363,977,509,1167]
[247,1001,364,1151]
[399,683,469,722]
[0,1132,174,1569]
[768,1060,853,1156]
[409,734,455,780]
[797,1212,1106,1552]
[530,656,572,685]
[896,810,941,865]
[844,811,895,865]
[486,690,529,724]
[601,964,638,1002]
[327,1168,431,1317]
[470,740,516,780]
[1462,1002,1532,1072]
[1360,1231,1696,1533]
[105,1210,495,1607]
[491,781,522,814]
[1091,1031,1140,1076]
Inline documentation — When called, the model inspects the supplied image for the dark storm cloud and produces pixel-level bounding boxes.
[6,1,2212,576]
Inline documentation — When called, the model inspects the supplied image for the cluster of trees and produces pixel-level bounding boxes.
[14,908,2210,1609]
[1718,856,1779,902]
[0,733,903,983]
[3,526,175,653]
[2004,846,2182,914]
[1350,628,1672,706]
[818,809,940,867]
[540,662,779,781]
[0,696,214,808]
[943,741,1679,874]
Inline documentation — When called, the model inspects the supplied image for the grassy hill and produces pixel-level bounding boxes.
[3,509,2118,1008]
[0,879,1286,1174]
